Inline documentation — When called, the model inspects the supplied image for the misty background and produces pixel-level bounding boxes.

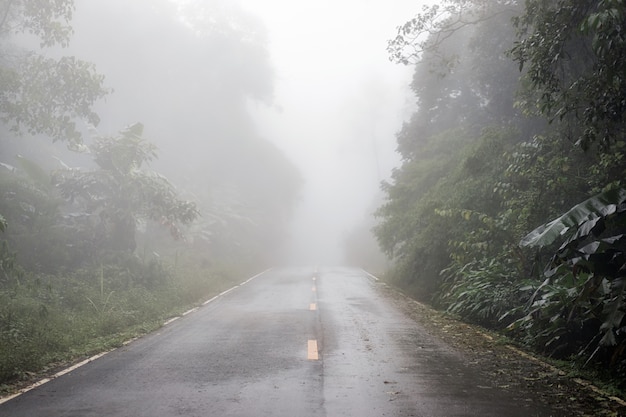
[57,0,420,267]
[236,0,417,265]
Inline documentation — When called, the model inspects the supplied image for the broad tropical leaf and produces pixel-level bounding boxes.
[520,188,626,248]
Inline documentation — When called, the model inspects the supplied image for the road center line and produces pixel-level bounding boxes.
[308,340,319,360]
[310,303,317,311]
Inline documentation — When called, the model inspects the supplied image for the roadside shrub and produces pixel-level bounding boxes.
[438,257,534,328]
[0,249,249,389]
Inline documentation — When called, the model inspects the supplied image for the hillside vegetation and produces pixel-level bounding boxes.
[376,0,626,392]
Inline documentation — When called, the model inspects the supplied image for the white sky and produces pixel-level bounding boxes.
[235,0,423,264]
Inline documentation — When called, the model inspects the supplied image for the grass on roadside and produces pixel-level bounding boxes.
[0,254,250,396]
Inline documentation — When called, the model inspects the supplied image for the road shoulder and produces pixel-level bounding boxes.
[375,281,626,417]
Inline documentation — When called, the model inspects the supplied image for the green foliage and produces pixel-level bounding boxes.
[0,0,75,47]
[0,240,23,284]
[0,0,299,392]
[0,0,108,144]
[520,188,626,248]
[0,159,85,271]
[381,0,617,371]
[375,128,469,298]
[379,0,626,391]
[515,188,626,365]
[376,126,521,300]
[0,253,241,387]
[425,128,534,321]
[388,0,516,66]
[507,275,594,358]
[55,123,199,253]
[498,0,626,372]
[0,55,107,144]
[511,0,626,150]
[439,257,533,328]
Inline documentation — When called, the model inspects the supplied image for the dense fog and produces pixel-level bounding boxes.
[63,0,420,266]
[0,0,423,269]
[237,0,418,265]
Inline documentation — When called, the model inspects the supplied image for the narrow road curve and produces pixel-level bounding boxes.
[1,267,564,416]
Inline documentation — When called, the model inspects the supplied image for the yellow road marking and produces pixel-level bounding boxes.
[308,340,319,360]
[310,303,317,311]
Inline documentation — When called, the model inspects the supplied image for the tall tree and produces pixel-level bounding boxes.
[67,0,301,265]
[505,0,626,368]
[56,123,198,254]
[375,0,525,299]
[0,0,108,145]
[511,0,626,152]
[390,0,523,161]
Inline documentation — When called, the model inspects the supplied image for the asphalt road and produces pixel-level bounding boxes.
[1,267,563,416]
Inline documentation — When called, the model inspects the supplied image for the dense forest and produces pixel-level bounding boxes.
[3,0,626,401]
[376,0,626,388]
[0,0,300,389]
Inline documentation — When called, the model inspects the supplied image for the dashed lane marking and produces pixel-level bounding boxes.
[310,303,317,311]
[308,340,319,360]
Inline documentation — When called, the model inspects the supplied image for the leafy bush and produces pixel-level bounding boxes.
[513,188,626,368]
[438,257,533,328]
[0,251,238,388]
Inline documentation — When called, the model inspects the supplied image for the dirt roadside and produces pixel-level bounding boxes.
[378,281,626,417]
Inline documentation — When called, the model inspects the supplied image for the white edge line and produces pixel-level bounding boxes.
[0,267,274,405]
[241,267,273,285]
[361,269,380,281]
[202,295,219,305]
[219,286,239,296]
[162,316,180,326]
[0,350,112,406]
[182,307,198,316]
[54,351,110,378]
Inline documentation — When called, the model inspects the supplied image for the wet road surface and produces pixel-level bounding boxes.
[1,267,562,416]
